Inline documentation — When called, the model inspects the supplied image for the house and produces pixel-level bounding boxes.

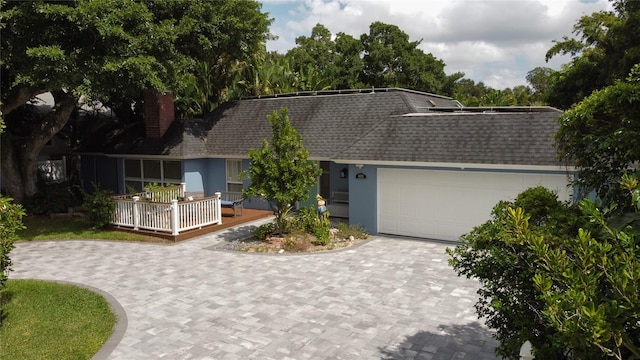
[78,88,574,241]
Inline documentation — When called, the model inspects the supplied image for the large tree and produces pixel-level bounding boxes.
[285,24,365,90]
[0,0,271,202]
[545,0,640,109]
[360,22,446,93]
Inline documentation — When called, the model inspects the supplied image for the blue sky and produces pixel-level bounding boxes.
[259,0,612,89]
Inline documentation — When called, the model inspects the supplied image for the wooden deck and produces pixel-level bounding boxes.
[111,208,273,242]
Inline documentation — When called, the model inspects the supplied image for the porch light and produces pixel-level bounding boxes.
[340,168,348,178]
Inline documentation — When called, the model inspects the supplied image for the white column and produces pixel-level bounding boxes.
[214,192,222,225]
[132,196,140,230]
[171,199,179,235]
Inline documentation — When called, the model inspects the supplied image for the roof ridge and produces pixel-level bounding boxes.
[239,87,456,101]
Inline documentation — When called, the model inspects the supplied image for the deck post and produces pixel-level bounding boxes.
[214,192,222,225]
[171,199,180,235]
[181,182,186,199]
[132,196,140,230]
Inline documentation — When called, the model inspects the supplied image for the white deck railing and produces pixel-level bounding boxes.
[112,192,222,235]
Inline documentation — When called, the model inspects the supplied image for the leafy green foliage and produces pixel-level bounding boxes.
[294,206,331,246]
[545,0,640,109]
[525,180,640,359]
[448,186,584,359]
[0,195,26,317]
[83,185,115,229]
[450,180,640,359]
[253,222,276,241]
[242,108,322,235]
[556,64,640,207]
[360,22,446,93]
[1,0,271,201]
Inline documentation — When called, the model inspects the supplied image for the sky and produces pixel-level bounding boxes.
[259,0,613,89]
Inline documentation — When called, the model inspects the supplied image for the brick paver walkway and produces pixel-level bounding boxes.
[12,219,499,359]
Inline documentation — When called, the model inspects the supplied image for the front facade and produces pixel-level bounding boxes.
[78,88,574,241]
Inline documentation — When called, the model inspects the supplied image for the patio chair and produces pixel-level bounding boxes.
[218,191,245,217]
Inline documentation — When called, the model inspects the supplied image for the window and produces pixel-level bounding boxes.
[226,159,243,192]
[124,159,182,192]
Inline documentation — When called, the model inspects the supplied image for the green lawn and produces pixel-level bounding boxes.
[18,215,170,243]
[0,279,117,359]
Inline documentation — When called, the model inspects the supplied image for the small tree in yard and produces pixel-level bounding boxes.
[243,108,322,235]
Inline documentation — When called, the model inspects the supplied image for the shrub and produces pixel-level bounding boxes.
[83,186,115,229]
[336,222,369,240]
[311,215,331,246]
[294,206,331,245]
[0,196,26,324]
[254,222,276,241]
[294,206,317,233]
[22,181,80,215]
[447,186,585,359]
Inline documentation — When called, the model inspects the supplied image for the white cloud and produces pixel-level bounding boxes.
[261,0,613,88]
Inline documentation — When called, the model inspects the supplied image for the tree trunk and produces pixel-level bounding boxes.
[1,90,76,203]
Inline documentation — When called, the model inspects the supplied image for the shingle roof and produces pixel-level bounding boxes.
[78,88,565,167]
[200,89,458,158]
[336,110,563,166]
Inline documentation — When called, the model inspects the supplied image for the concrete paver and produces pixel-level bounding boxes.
[11,220,499,359]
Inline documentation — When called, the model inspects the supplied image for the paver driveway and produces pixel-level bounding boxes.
[11,220,499,360]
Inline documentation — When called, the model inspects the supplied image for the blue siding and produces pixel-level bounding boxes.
[94,156,119,193]
[330,162,349,194]
[80,155,97,193]
[205,159,227,195]
[184,159,206,195]
[348,164,377,234]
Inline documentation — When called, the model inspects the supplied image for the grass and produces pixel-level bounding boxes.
[0,279,116,359]
[18,215,170,243]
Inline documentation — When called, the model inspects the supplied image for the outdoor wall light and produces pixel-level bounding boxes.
[340,168,348,178]
[355,164,364,169]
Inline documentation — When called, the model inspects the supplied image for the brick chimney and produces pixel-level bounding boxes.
[143,91,175,138]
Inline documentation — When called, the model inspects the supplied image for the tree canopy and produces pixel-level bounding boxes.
[556,64,640,205]
[0,0,271,202]
[545,0,640,109]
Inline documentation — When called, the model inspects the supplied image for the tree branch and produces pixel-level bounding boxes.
[0,86,49,117]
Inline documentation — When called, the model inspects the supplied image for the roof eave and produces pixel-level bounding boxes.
[331,159,576,172]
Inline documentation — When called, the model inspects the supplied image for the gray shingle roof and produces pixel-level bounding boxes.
[198,89,460,159]
[336,111,563,166]
[79,88,565,167]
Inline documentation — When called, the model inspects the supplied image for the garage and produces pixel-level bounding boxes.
[377,168,572,241]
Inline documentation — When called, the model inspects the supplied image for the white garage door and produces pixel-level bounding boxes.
[377,168,572,241]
